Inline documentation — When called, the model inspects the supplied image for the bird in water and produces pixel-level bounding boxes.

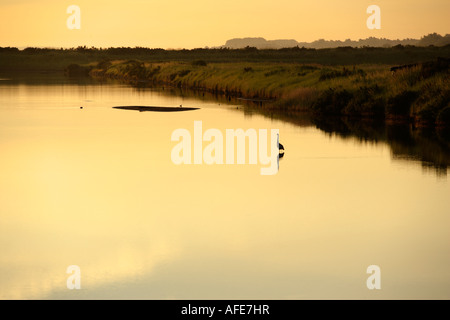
[277,133,285,158]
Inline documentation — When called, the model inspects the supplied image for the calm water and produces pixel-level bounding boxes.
[0,75,449,299]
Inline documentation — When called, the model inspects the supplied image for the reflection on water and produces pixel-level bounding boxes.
[138,87,450,176]
[240,107,450,177]
[0,74,449,300]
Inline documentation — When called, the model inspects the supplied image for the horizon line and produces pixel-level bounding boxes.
[2,33,449,51]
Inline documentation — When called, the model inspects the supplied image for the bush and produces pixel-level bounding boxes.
[312,88,352,114]
[437,106,450,126]
[97,60,112,70]
[169,69,191,81]
[296,65,319,76]
[264,68,285,77]
[146,65,161,78]
[319,67,365,81]
[64,64,91,77]
[122,60,146,79]
[344,86,385,117]
[386,90,417,116]
[421,58,450,78]
[192,60,207,66]
[178,69,191,77]
[413,81,450,123]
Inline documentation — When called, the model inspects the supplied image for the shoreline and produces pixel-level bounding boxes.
[1,46,449,128]
[86,58,450,128]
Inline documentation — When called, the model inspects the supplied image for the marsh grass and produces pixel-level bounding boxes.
[3,45,447,127]
[88,58,449,127]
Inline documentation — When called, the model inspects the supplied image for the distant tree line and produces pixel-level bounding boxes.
[1,44,449,72]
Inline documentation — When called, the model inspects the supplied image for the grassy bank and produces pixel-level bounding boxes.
[86,58,450,127]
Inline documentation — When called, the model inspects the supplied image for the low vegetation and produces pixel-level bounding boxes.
[1,46,449,127]
[87,57,450,127]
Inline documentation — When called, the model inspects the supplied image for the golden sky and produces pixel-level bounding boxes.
[0,0,449,48]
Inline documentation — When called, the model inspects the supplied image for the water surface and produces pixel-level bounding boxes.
[0,75,449,299]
